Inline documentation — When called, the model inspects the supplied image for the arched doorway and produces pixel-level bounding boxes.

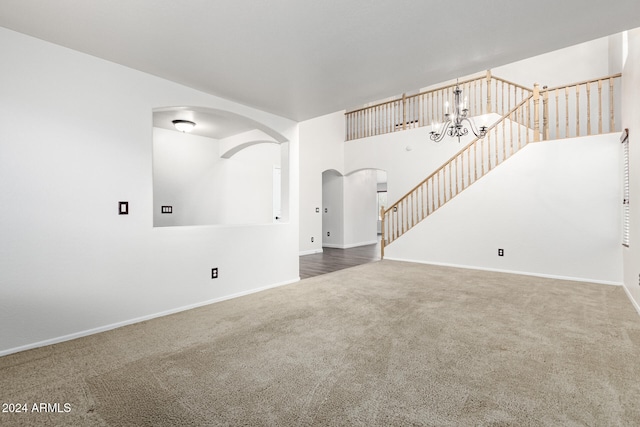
[300,168,387,279]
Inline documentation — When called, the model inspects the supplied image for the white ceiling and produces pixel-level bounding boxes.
[153,107,259,140]
[1,0,639,121]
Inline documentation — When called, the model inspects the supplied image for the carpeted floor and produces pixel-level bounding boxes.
[1,260,640,426]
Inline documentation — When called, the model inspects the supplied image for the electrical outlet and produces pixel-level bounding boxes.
[211,268,218,279]
[327,231,330,237]
[311,237,314,243]
[498,249,504,257]
[315,207,320,213]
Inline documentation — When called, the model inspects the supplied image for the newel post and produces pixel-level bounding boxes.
[533,83,540,142]
[542,85,549,141]
[402,93,407,130]
[486,70,492,114]
[380,206,386,259]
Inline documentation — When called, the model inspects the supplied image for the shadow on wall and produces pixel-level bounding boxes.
[152,106,289,227]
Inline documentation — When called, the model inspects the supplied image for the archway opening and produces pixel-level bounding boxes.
[320,168,387,249]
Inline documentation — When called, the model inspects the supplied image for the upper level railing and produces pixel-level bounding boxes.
[541,73,621,140]
[345,71,532,141]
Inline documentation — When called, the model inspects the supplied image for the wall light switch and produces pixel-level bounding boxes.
[161,206,173,214]
[118,201,129,215]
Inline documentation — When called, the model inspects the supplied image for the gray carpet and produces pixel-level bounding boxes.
[1,260,640,426]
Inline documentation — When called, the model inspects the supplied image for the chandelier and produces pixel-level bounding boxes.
[430,82,488,142]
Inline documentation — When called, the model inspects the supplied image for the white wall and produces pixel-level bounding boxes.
[609,33,625,75]
[322,170,344,247]
[0,27,299,355]
[417,36,614,97]
[384,134,622,284]
[344,170,378,247]
[153,128,221,226]
[344,125,479,203]
[493,36,611,89]
[299,111,345,254]
[622,28,640,312]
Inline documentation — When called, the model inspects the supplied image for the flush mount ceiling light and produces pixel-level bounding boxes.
[172,119,196,133]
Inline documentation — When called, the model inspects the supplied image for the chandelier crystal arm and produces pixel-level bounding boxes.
[430,119,451,142]
[462,117,488,138]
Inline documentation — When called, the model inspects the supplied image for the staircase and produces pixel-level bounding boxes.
[344,71,623,258]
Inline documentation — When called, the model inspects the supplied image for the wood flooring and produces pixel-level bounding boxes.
[299,240,380,279]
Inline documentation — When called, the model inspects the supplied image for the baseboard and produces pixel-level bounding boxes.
[622,284,640,316]
[343,240,378,249]
[323,240,378,249]
[383,257,623,287]
[0,277,300,358]
[299,248,323,256]
[322,243,343,249]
